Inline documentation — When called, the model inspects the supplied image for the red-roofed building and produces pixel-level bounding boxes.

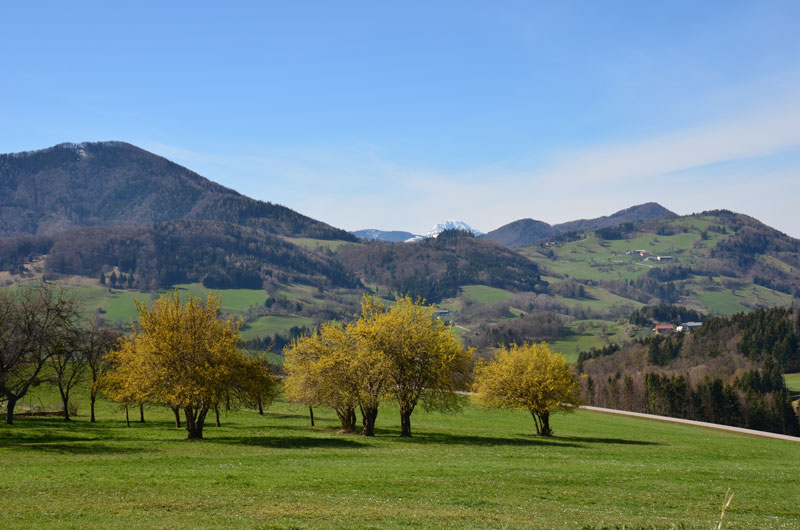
[654,324,675,335]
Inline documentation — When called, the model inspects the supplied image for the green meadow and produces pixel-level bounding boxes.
[1,389,798,529]
[460,284,514,305]
[67,283,268,326]
[786,373,800,392]
[239,315,314,340]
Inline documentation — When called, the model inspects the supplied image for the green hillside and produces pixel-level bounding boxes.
[521,212,798,317]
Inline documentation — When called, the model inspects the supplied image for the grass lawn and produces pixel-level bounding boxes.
[1,391,798,529]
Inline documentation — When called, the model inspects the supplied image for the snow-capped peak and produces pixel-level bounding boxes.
[404,220,483,242]
[425,219,483,237]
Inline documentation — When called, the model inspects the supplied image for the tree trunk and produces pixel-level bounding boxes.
[172,407,182,428]
[539,411,552,436]
[257,396,264,416]
[185,407,208,440]
[308,405,314,426]
[5,397,16,425]
[125,405,130,427]
[400,407,413,437]
[531,410,552,436]
[335,405,357,433]
[139,404,145,423]
[60,389,71,421]
[90,394,97,423]
[361,406,379,437]
[214,405,221,427]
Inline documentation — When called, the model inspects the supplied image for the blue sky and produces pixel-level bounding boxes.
[2,1,799,236]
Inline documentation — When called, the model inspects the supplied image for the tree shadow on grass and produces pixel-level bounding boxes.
[263,412,317,421]
[209,435,369,450]
[4,441,147,455]
[554,435,661,446]
[0,430,148,454]
[392,431,582,448]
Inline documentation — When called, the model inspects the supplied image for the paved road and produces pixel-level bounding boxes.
[581,405,800,443]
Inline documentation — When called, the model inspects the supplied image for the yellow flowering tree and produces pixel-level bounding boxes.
[104,290,274,439]
[472,343,581,436]
[285,295,470,437]
[357,295,472,438]
[284,322,361,433]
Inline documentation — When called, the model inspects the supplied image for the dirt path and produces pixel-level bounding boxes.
[581,405,800,442]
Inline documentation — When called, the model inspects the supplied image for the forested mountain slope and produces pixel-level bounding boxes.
[337,230,546,302]
[578,307,800,436]
[0,142,355,241]
[0,220,359,290]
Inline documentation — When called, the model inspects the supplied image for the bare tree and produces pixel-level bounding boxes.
[0,284,81,425]
[48,327,88,421]
[81,324,121,422]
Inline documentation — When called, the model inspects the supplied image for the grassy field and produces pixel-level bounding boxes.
[785,373,800,392]
[552,284,644,314]
[239,315,314,340]
[548,320,639,363]
[460,284,514,304]
[65,284,267,325]
[283,237,355,252]
[519,215,793,318]
[1,391,798,529]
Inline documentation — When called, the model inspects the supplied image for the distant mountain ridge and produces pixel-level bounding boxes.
[484,202,676,248]
[0,141,355,241]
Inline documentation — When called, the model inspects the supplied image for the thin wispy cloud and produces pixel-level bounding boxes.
[145,96,800,238]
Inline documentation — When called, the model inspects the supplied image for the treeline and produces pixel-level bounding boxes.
[629,303,704,326]
[578,306,800,435]
[583,363,799,436]
[6,220,360,290]
[696,307,800,371]
[337,230,546,302]
[465,312,567,352]
[595,223,636,240]
[599,266,693,304]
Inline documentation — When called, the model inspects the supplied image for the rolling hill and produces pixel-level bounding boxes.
[484,202,676,248]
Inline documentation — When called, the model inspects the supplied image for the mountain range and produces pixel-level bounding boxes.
[1,141,799,354]
[353,220,483,243]
[354,204,673,246]
[482,202,677,248]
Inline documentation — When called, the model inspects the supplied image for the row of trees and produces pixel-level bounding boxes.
[284,296,582,437]
[3,286,583,439]
[0,285,119,424]
[0,285,276,439]
[583,369,799,436]
[284,296,472,437]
